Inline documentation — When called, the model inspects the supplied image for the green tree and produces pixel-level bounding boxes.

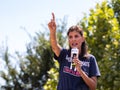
[79,0,120,90]
[0,31,54,90]
[0,45,22,90]
[0,16,68,90]
[111,0,120,25]
[19,31,54,89]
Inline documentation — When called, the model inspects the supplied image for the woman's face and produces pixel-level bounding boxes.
[68,31,84,49]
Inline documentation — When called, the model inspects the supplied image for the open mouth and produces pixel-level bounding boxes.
[72,43,78,47]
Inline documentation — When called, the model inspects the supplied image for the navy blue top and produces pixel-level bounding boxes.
[54,49,101,90]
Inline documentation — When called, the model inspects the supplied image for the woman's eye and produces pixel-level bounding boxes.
[75,35,79,38]
[69,36,72,39]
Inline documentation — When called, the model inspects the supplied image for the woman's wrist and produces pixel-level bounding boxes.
[78,68,84,77]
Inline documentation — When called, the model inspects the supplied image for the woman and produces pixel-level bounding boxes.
[48,13,100,90]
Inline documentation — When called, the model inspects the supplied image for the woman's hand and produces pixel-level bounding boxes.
[73,57,82,72]
[48,12,56,32]
[73,57,97,90]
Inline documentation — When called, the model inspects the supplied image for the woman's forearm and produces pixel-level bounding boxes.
[50,32,61,57]
[78,69,97,90]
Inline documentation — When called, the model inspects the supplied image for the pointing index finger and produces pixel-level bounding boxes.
[52,12,55,21]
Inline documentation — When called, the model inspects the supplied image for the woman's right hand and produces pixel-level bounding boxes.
[48,12,56,32]
[48,12,61,57]
[73,57,82,72]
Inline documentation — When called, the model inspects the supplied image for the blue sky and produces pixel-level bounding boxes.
[0,0,103,54]
[0,0,104,86]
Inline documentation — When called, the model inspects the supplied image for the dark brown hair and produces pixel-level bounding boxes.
[67,25,87,57]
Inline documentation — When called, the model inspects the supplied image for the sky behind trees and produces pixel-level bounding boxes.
[0,0,103,53]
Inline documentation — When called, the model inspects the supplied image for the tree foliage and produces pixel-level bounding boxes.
[111,0,120,25]
[79,0,120,90]
[0,16,68,90]
[0,30,54,90]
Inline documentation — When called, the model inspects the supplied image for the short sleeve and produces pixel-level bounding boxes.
[54,48,67,63]
[89,55,101,77]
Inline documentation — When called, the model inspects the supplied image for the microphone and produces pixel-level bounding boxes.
[70,48,78,71]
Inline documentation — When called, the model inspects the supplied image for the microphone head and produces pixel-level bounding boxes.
[71,48,78,59]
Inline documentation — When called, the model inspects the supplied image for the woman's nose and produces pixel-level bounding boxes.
[72,37,76,41]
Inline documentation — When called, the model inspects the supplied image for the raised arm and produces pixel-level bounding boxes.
[48,13,62,57]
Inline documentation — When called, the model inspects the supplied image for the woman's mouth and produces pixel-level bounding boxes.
[72,43,78,47]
